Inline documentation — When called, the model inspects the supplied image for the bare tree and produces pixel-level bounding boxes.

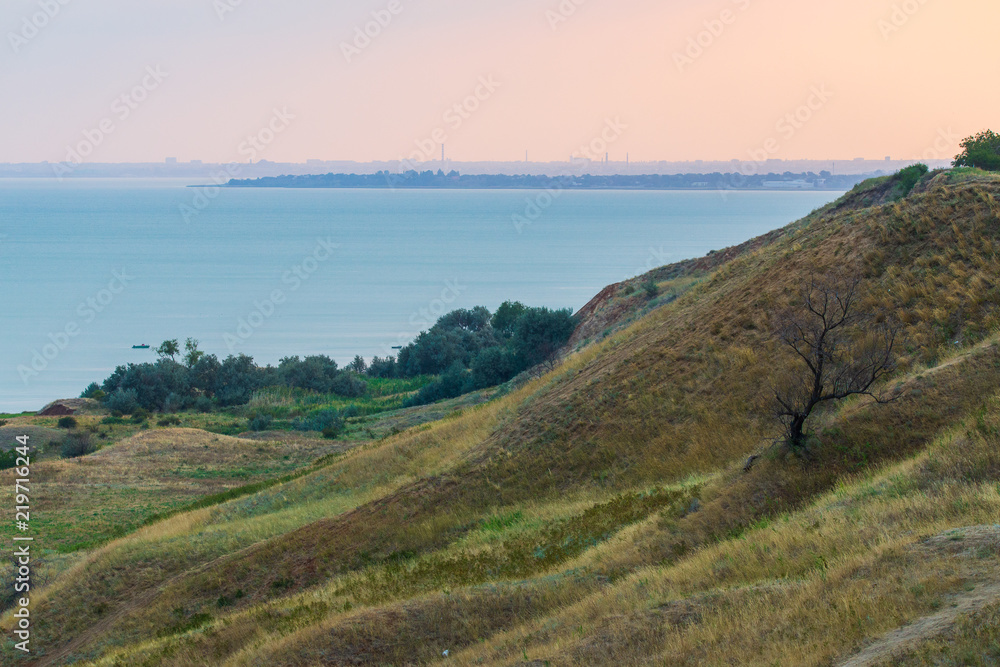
[773,275,899,450]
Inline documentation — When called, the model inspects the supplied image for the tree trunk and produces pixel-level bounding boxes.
[788,414,807,449]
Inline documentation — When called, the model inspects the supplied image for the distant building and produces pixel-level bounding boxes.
[190,159,202,165]
[165,157,177,164]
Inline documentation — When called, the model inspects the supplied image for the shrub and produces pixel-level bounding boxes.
[953,130,1000,171]
[894,163,929,199]
[405,363,471,407]
[57,416,78,429]
[0,449,20,470]
[61,432,96,459]
[162,392,184,413]
[101,359,191,412]
[331,372,367,398]
[511,307,577,370]
[293,409,342,433]
[0,449,18,471]
[131,408,151,424]
[105,388,140,415]
[348,355,367,374]
[277,355,340,393]
[366,356,397,379]
[397,307,497,376]
[80,382,105,400]
[248,414,273,432]
[321,424,343,440]
[0,420,7,427]
[491,301,527,339]
[157,416,181,427]
[642,277,660,299]
[194,396,214,413]
[215,354,265,406]
[471,346,517,389]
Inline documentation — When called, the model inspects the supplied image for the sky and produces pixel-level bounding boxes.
[2,0,998,164]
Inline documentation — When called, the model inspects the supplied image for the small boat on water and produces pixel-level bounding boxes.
[132,344,151,350]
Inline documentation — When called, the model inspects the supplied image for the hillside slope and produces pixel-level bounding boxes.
[4,171,1000,666]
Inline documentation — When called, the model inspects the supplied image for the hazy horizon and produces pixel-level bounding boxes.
[3,0,996,166]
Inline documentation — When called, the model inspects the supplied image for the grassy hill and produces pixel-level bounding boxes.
[4,169,1000,665]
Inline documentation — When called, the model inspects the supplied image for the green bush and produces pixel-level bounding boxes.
[105,388,140,415]
[248,414,273,432]
[293,409,343,433]
[470,346,516,389]
[80,382,105,400]
[954,130,1000,171]
[404,363,471,407]
[491,301,528,339]
[511,307,577,369]
[894,163,929,198]
[61,432,96,459]
[365,356,397,379]
[0,449,18,471]
[331,372,367,398]
[131,408,151,423]
[57,416,78,429]
[642,277,660,299]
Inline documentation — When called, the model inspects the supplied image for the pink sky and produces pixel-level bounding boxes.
[2,0,997,164]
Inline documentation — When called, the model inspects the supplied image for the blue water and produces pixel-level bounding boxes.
[0,179,843,412]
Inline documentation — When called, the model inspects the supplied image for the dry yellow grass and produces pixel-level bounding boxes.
[5,174,1000,666]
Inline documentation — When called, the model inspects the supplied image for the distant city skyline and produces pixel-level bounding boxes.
[0,156,954,181]
[3,0,996,165]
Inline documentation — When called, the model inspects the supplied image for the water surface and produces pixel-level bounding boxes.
[0,179,843,412]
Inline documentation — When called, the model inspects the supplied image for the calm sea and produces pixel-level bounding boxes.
[0,179,843,412]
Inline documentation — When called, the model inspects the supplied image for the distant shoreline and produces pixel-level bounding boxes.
[211,171,867,191]
[196,185,854,191]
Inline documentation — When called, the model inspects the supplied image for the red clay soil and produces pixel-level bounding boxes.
[37,403,76,417]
